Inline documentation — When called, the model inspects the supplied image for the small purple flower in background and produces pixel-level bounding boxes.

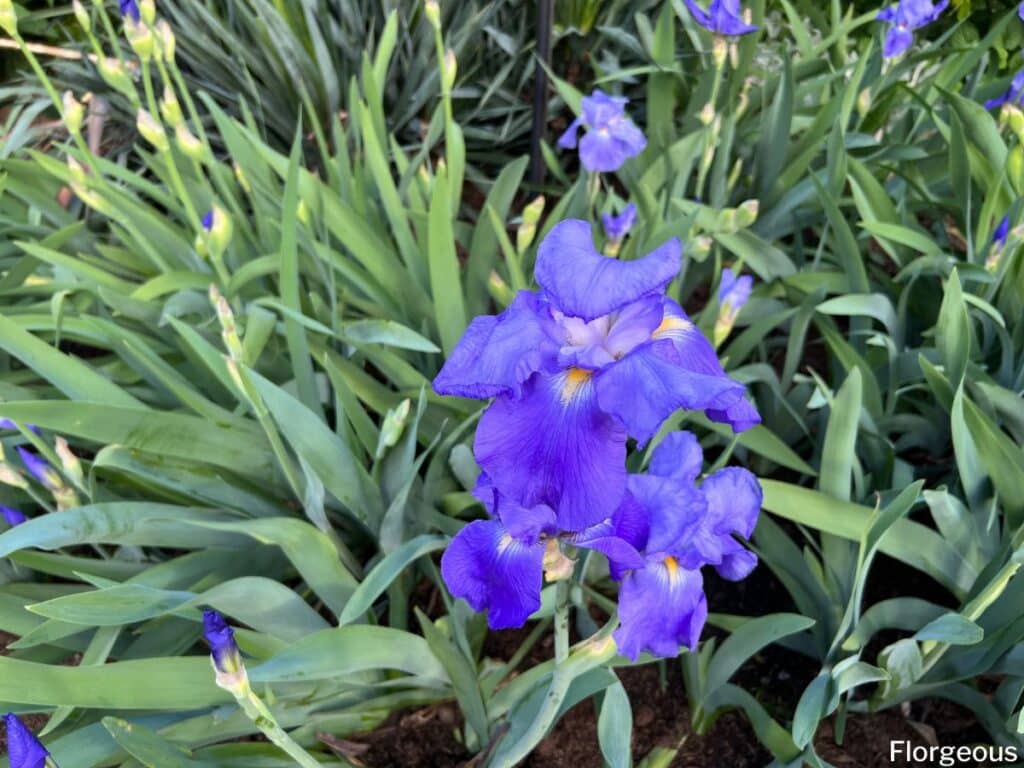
[1020,1,1024,21]
[877,0,948,58]
[714,267,754,346]
[558,91,646,173]
[441,479,557,628]
[1,506,26,527]
[601,203,637,256]
[4,713,52,768]
[985,65,1024,110]
[203,610,248,690]
[119,0,140,22]
[435,219,758,534]
[16,448,61,492]
[581,431,762,659]
[987,215,1012,272]
[202,209,215,231]
[684,0,757,36]
[0,420,40,434]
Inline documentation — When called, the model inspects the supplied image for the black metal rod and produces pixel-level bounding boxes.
[529,0,554,186]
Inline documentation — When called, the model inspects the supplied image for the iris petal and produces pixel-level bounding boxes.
[440,519,545,629]
[883,25,914,57]
[613,562,707,660]
[474,371,628,532]
[4,713,50,768]
[649,431,705,482]
[433,291,558,400]
[536,220,681,322]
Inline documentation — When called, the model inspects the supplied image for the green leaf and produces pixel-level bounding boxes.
[703,613,815,696]
[914,614,984,645]
[819,368,862,502]
[936,268,970,387]
[598,678,633,768]
[428,166,468,355]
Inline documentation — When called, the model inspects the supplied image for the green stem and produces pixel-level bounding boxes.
[494,578,572,768]
[235,684,321,768]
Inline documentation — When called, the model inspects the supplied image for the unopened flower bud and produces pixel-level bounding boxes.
[712,36,728,69]
[857,88,872,118]
[487,270,514,307]
[717,208,738,234]
[736,199,759,228]
[442,49,457,92]
[3,714,52,767]
[699,102,715,126]
[714,267,753,347]
[375,399,411,459]
[690,234,713,261]
[517,195,545,253]
[175,123,203,160]
[210,284,243,360]
[204,610,249,693]
[136,109,168,151]
[139,0,155,25]
[55,436,84,488]
[424,0,441,29]
[201,204,233,259]
[233,162,251,195]
[1005,105,1024,146]
[63,91,85,135]
[1,506,26,526]
[160,87,182,127]
[0,0,17,36]
[0,463,27,489]
[97,57,133,96]
[73,0,90,32]
[156,19,176,63]
[126,18,155,61]
[297,198,311,226]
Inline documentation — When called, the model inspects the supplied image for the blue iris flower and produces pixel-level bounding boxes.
[602,203,637,244]
[4,713,52,768]
[440,478,557,628]
[994,216,1010,250]
[0,420,40,434]
[1,506,26,527]
[558,91,646,173]
[434,220,758,534]
[16,448,60,491]
[580,431,762,659]
[684,0,757,36]
[119,0,141,22]
[201,209,215,231]
[986,64,1024,110]
[202,610,242,676]
[876,0,948,58]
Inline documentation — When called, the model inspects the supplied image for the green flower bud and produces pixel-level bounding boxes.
[424,0,441,29]
[375,398,411,459]
[202,204,233,260]
[160,87,182,126]
[712,36,727,69]
[699,102,715,126]
[0,463,27,490]
[1005,105,1024,146]
[73,0,90,32]
[126,18,155,61]
[0,0,17,36]
[210,284,244,360]
[442,48,457,92]
[233,162,251,195]
[857,87,872,118]
[735,199,759,228]
[63,91,85,136]
[689,234,713,261]
[156,19,176,63]
[517,195,545,253]
[97,57,133,96]
[139,0,155,25]
[54,437,84,488]
[717,208,738,234]
[175,123,204,160]
[136,109,168,151]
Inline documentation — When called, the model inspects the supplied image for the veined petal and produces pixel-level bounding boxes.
[627,474,707,554]
[684,0,712,28]
[613,560,707,660]
[576,492,648,579]
[536,220,682,322]
[4,713,50,768]
[883,25,913,57]
[649,431,705,482]
[579,130,637,172]
[595,339,745,445]
[678,467,761,571]
[440,519,545,629]
[433,291,558,400]
[474,370,628,532]
[474,479,558,544]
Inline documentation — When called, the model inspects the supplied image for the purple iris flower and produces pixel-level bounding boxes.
[434,220,758,533]
[440,478,557,629]
[203,610,242,676]
[876,0,948,57]
[684,0,757,36]
[201,209,215,231]
[718,268,753,315]
[4,713,51,768]
[119,0,141,22]
[993,216,1010,250]
[985,67,1024,110]
[16,448,59,491]
[602,204,637,243]
[1,506,26,527]
[557,91,646,173]
[0,420,40,434]
[580,431,762,659]
[1020,1,1024,21]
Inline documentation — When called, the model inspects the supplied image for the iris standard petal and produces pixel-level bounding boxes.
[595,338,746,445]
[613,560,708,660]
[684,0,713,27]
[4,713,50,768]
[648,431,704,482]
[627,474,708,554]
[883,25,914,57]
[705,395,762,432]
[535,220,681,322]
[677,467,761,571]
[474,370,628,532]
[602,203,638,242]
[558,117,583,149]
[708,0,758,34]
[440,519,545,629]
[578,130,636,172]
[433,291,558,400]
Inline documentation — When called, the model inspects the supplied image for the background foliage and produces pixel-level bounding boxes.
[0,0,1022,766]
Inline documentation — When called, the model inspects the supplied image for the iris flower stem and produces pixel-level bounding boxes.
[233,684,322,768]
[495,578,573,768]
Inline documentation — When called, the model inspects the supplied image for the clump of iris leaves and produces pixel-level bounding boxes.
[0,0,1022,766]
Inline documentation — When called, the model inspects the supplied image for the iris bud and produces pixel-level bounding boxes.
[376,399,411,459]
[0,463,27,489]
[203,610,249,693]
[210,284,243,360]
[139,0,155,25]
[55,437,84,488]
[175,123,203,160]
[442,49,457,92]
[712,35,727,69]
[517,195,545,253]
[156,19,176,63]
[857,87,872,118]
[97,57,133,97]
[160,87,183,127]
[126,18,155,61]
[0,0,17,36]
[736,199,759,228]
[136,109,168,151]
[234,162,252,195]
[424,0,441,29]
[63,91,85,136]
[699,102,715,126]
[689,234,713,261]
[73,0,90,32]
[1006,105,1024,146]
[1,506,26,526]
[203,205,233,259]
